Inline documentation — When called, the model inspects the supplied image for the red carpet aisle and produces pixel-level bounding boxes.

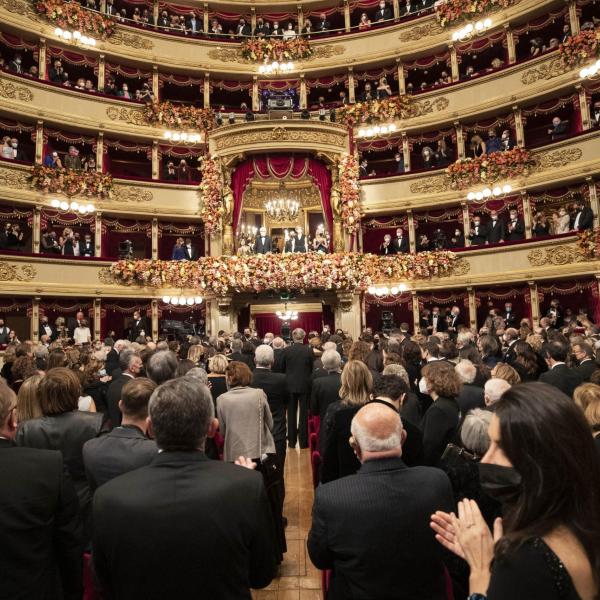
[252,449,321,600]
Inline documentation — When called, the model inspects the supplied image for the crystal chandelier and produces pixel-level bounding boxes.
[265,199,300,222]
[276,308,298,321]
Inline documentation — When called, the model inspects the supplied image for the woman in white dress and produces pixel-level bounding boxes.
[73,318,91,345]
[283,22,297,40]
[552,206,571,234]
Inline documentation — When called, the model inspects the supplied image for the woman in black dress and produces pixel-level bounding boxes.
[431,382,600,599]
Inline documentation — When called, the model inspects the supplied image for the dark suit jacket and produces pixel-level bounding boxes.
[284,237,307,253]
[228,351,254,369]
[502,340,518,365]
[374,6,393,20]
[310,371,341,418]
[0,439,83,600]
[92,451,276,598]
[503,311,518,328]
[457,384,485,415]
[254,235,272,254]
[320,403,361,483]
[468,224,488,245]
[539,363,583,397]
[506,219,525,241]
[574,207,594,231]
[83,425,157,491]
[67,317,85,339]
[486,219,505,244]
[392,236,409,253]
[379,243,396,255]
[129,317,148,341]
[272,348,285,373]
[252,368,288,445]
[282,342,313,394]
[308,456,454,600]
[574,359,598,382]
[106,373,135,428]
[426,313,446,332]
[105,348,119,376]
[78,240,95,257]
[420,396,460,466]
[39,321,57,341]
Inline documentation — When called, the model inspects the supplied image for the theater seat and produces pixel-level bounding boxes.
[83,552,100,600]
[311,450,321,488]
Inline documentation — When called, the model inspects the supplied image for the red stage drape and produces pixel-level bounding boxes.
[254,312,323,337]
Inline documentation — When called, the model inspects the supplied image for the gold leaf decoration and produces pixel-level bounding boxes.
[0,79,33,102]
[105,106,146,126]
[534,148,583,171]
[112,186,153,203]
[409,175,451,194]
[527,245,582,266]
[409,96,450,118]
[520,57,568,85]
[208,43,344,63]
[0,166,31,189]
[0,262,37,282]
[399,20,443,42]
[98,267,116,284]
[109,30,153,50]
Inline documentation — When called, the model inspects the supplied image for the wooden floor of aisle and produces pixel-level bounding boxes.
[252,448,322,600]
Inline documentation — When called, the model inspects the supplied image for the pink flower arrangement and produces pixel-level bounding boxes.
[30,165,113,198]
[338,154,362,234]
[577,228,600,260]
[559,29,600,68]
[199,156,224,236]
[240,38,313,62]
[446,148,535,190]
[435,0,516,27]
[144,102,215,134]
[35,0,116,39]
[336,96,412,128]
[110,251,459,295]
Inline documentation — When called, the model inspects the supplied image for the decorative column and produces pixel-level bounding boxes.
[334,292,362,339]
[38,38,47,79]
[32,206,41,253]
[467,287,477,331]
[512,105,525,147]
[252,76,259,112]
[586,177,599,228]
[401,132,411,172]
[151,218,159,259]
[348,67,355,103]
[577,85,592,130]
[504,25,516,64]
[300,74,307,109]
[31,298,40,342]
[567,0,580,35]
[95,132,104,172]
[449,45,460,82]
[93,298,101,341]
[344,0,351,32]
[462,202,471,247]
[203,3,209,33]
[152,65,159,100]
[35,120,44,165]
[250,7,256,31]
[396,60,406,95]
[152,0,159,26]
[407,210,416,253]
[151,141,159,180]
[411,291,420,333]
[392,0,400,19]
[209,295,237,334]
[151,299,159,341]
[454,121,465,159]
[203,73,211,108]
[528,281,540,324]
[330,165,345,252]
[297,6,304,31]
[521,191,533,239]
[97,54,105,92]
[94,211,102,257]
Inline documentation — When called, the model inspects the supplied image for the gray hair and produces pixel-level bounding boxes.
[149,378,214,451]
[272,337,285,349]
[484,377,511,406]
[255,344,274,368]
[382,363,409,386]
[457,331,474,347]
[455,359,476,384]
[34,344,49,359]
[292,328,305,342]
[322,349,341,371]
[146,350,178,385]
[185,367,209,385]
[460,408,492,455]
[322,341,337,352]
[118,348,138,372]
[350,405,403,452]
[231,338,243,352]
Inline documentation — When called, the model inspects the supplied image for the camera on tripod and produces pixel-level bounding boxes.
[381,310,395,334]
[118,240,133,259]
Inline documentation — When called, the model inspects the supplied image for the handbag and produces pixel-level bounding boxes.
[256,391,280,491]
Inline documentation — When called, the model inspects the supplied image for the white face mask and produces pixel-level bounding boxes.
[419,377,429,394]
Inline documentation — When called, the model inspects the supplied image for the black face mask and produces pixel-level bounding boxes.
[478,462,522,505]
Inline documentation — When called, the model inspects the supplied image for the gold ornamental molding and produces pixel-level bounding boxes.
[213,126,346,149]
[533,147,583,171]
[111,185,153,203]
[105,106,146,127]
[98,267,115,284]
[0,79,33,102]
[527,245,583,267]
[208,43,345,64]
[409,96,450,118]
[442,257,470,277]
[0,262,36,282]
[520,56,568,85]
[399,20,444,42]
[0,0,33,17]
[0,166,30,189]
[109,29,154,51]
[409,174,451,194]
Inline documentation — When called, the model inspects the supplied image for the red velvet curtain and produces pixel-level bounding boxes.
[307,159,333,251]
[232,159,255,232]
[254,312,323,337]
[365,302,413,332]
[475,286,531,328]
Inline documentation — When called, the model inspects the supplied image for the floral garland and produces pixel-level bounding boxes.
[199,156,224,236]
[559,29,600,68]
[110,251,458,295]
[31,165,113,198]
[577,228,600,260]
[336,96,412,128]
[338,154,362,234]
[144,102,215,135]
[445,148,535,190]
[35,0,116,39]
[240,38,313,63]
[434,0,516,27]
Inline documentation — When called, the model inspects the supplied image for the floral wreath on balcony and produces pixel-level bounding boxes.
[577,228,600,260]
[336,96,412,128]
[559,29,600,68]
[35,0,116,39]
[445,147,535,190]
[240,38,313,63]
[434,0,516,27]
[30,165,113,199]
[110,251,458,295]
[199,155,224,235]
[338,154,362,234]
[144,102,215,135]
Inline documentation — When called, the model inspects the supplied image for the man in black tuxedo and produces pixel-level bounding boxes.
[236,18,251,37]
[38,315,56,341]
[548,116,568,141]
[308,402,454,600]
[106,350,142,428]
[379,233,396,255]
[253,17,269,36]
[184,237,198,260]
[294,226,307,252]
[539,340,583,397]
[92,378,277,599]
[505,209,525,241]
[271,337,286,372]
[310,349,342,419]
[572,200,594,231]
[68,310,86,339]
[546,298,563,329]
[0,318,11,345]
[446,305,463,337]
[84,378,157,491]
[426,306,446,334]
[486,210,505,244]
[129,310,148,341]
[255,226,273,254]
[157,10,170,28]
[373,0,393,21]
[503,302,517,328]
[79,233,95,257]
[392,227,409,253]
[282,327,313,448]
[502,328,519,365]
[186,11,201,35]
[468,216,488,246]
[270,21,283,37]
[315,12,331,32]
[572,342,598,382]
[0,385,83,600]
[228,338,254,369]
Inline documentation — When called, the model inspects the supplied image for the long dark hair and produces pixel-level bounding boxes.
[494,383,600,576]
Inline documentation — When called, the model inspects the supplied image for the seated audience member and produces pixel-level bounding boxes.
[0,384,84,600]
[379,233,395,255]
[532,211,550,236]
[486,129,501,154]
[483,377,511,407]
[552,206,571,234]
[421,146,437,169]
[500,129,515,150]
[538,340,583,397]
[83,377,157,490]
[468,215,488,246]
[358,12,371,29]
[308,402,454,600]
[92,378,277,598]
[505,209,525,241]
[431,383,600,599]
[321,360,373,483]
[548,115,568,141]
[572,199,594,231]
[44,151,62,168]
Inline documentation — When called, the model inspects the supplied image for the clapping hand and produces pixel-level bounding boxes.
[234,456,257,470]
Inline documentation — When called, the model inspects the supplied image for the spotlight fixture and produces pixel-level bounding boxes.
[161,296,203,305]
[367,283,407,296]
[258,61,294,75]
[163,131,202,144]
[50,198,95,213]
[451,18,492,42]
[357,123,397,139]
[54,27,97,46]
[579,59,600,80]
[466,184,512,201]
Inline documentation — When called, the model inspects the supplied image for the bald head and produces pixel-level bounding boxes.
[350,402,404,462]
